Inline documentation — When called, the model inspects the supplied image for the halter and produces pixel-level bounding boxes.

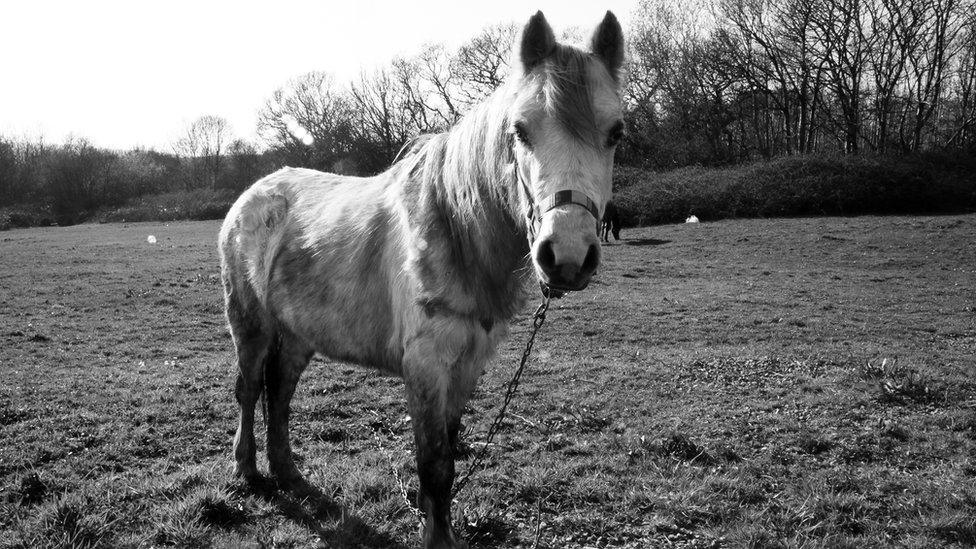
[513,156,602,299]
[513,156,602,244]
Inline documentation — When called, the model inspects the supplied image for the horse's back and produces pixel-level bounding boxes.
[219,166,407,371]
[220,168,346,301]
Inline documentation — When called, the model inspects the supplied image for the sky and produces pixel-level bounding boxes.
[0,0,639,151]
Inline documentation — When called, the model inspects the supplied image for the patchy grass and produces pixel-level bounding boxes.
[0,214,974,547]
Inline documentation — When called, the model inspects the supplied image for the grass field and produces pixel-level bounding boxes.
[1,215,974,548]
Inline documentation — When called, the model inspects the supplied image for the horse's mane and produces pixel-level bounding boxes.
[396,43,603,239]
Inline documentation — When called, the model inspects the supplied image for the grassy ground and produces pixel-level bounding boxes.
[1,215,974,548]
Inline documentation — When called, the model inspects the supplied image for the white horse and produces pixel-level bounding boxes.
[218,11,624,548]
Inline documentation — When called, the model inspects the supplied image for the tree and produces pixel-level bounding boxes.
[864,0,923,151]
[946,13,976,147]
[44,138,114,223]
[258,71,357,172]
[453,23,517,106]
[174,115,232,189]
[0,138,16,204]
[902,0,967,150]
[224,139,263,190]
[350,68,415,171]
[720,0,826,154]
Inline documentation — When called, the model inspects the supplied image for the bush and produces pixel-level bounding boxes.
[613,152,976,226]
[97,189,237,224]
[0,204,55,231]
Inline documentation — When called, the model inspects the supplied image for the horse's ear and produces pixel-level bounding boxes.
[590,11,624,77]
[519,11,556,73]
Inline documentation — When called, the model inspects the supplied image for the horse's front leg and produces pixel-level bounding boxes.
[403,322,480,549]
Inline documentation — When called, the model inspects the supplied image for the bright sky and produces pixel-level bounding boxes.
[0,0,638,151]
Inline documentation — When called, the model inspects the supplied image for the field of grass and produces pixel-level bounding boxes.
[1,214,974,548]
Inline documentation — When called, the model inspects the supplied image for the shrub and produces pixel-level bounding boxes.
[0,204,55,231]
[97,189,237,223]
[613,152,976,226]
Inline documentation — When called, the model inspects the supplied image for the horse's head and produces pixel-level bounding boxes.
[510,11,625,293]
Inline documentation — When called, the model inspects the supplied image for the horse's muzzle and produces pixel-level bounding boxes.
[534,238,600,292]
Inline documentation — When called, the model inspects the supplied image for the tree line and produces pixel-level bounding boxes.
[626,0,976,166]
[2,0,974,223]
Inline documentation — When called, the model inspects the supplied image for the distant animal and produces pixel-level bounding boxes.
[602,200,621,242]
[218,11,625,549]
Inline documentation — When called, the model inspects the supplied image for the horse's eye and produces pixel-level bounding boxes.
[513,121,531,148]
[607,122,625,148]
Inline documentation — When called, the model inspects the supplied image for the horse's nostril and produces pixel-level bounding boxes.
[581,243,599,275]
[537,240,556,272]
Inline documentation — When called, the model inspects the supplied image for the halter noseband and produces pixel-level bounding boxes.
[514,157,602,243]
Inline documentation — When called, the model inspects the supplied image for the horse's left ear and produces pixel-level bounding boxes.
[590,11,624,77]
[520,11,557,73]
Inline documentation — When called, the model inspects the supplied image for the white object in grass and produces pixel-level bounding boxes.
[147,235,157,244]
[685,215,700,223]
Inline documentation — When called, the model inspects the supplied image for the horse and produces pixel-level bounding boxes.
[602,200,621,242]
[218,11,624,548]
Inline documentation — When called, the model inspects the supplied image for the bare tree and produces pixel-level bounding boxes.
[863,0,923,151]
[720,0,826,154]
[810,0,871,153]
[902,0,967,149]
[629,1,744,164]
[225,138,262,190]
[350,68,414,167]
[0,138,17,204]
[946,12,976,146]
[390,56,443,134]
[453,23,517,106]
[174,115,231,189]
[257,71,357,171]
[416,44,464,127]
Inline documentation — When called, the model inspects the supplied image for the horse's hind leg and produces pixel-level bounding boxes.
[265,331,313,484]
[225,287,272,481]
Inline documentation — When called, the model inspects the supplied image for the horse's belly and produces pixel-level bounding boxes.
[266,211,405,373]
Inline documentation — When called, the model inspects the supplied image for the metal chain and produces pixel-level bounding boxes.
[452,293,552,498]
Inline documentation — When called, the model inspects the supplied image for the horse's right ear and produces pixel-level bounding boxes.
[590,11,624,77]
[519,11,556,73]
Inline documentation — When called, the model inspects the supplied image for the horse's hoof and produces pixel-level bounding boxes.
[423,531,467,549]
[426,541,467,549]
[270,464,305,488]
[233,463,260,482]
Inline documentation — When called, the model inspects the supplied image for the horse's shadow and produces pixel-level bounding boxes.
[244,475,411,549]
[624,238,671,247]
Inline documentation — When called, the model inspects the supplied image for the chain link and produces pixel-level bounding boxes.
[452,293,551,498]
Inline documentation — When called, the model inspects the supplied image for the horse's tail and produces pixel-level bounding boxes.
[232,186,290,307]
[258,330,283,425]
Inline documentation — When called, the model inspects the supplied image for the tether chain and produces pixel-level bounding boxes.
[452,293,552,498]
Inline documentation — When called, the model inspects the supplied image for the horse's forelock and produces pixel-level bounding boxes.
[540,45,607,147]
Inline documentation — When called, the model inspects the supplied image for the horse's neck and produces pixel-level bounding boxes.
[442,92,518,214]
[422,91,531,318]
